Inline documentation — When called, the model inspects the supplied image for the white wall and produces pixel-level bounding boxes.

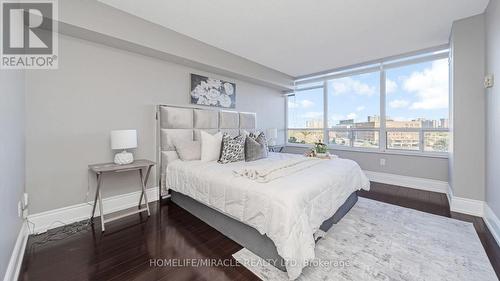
[486,0,500,218]
[25,34,285,214]
[0,69,25,279]
[449,14,486,200]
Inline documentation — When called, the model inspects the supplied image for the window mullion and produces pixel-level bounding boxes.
[380,67,387,151]
[285,95,289,144]
[419,128,424,152]
[323,81,328,144]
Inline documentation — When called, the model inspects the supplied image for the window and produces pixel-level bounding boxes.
[327,71,380,148]
[287,85,324,144]
[286,48,450,156]
[385,58,449,152]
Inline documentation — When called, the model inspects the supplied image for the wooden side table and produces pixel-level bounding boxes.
[88,159,155,231]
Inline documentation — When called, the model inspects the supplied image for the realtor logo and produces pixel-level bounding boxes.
[1,0,58,69]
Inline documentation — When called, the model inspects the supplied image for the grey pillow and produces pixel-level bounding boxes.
[174,141,201,161]
[218,134,245,164]
[245,133,268,162]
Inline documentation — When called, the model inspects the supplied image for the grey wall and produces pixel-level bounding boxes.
[449,14,486,200]
[56,0,293,90]
[486,0,500,217]
[0,70,25,278]
[26,34,285,214]
[284,147,448,181]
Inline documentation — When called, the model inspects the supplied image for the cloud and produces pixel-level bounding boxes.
[386,79,397,94]
[389,99,410,109]
[300,99,314,108]
[300,111,323,119]
[347,112,357,119]
[356,106,365,112]
[403,59,449,110]
[330,77,376,96]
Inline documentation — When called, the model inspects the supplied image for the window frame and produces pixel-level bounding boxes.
[285,48,450,158]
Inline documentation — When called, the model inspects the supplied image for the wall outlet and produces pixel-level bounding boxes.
[380,158,386,166]
[485,74,494,88]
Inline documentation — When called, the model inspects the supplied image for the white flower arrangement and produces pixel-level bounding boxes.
[190,75,235,108]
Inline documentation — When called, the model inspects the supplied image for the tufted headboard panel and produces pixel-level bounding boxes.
[157,105,256,198]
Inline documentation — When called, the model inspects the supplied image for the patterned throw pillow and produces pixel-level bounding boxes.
[218,134,246,164]
[245,132,268,162]
[248,132,269,148]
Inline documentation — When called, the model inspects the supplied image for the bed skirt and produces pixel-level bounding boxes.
[170,190,358,271]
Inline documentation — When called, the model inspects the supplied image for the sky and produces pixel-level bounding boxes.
[288,58,449,128]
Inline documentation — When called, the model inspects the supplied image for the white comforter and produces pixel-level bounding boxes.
[166,153,370,280]
[233,156,324,183]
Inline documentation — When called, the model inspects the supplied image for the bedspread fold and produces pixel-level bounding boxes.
[232,157,323,183]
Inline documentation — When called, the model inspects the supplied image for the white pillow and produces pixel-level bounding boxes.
[200,131,223,162]
[174,141,201,161]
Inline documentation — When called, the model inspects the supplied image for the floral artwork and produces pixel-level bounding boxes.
[190,74,236,108]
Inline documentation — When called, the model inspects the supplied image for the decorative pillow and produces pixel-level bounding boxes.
[255,132,268,149]
[242,130,261,139]
[200,131,223,162]
[249,131,264,140]
[240,129,250,138]
[218,134,246,164]
[245,133,268,162]
[174,141,201,161]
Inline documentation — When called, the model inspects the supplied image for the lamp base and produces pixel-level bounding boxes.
[114,150,134,165]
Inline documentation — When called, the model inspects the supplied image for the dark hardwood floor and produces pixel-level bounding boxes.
[19,182,500,281]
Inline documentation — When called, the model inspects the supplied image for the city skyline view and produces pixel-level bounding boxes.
[287,58,450,152]
[288,58,449,129]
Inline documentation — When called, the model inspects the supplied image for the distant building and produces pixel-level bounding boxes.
[305,119,323,129]
[440,118,449,128]
[335,119,354,128]
[367,115,380,122]
[299,115,446,150]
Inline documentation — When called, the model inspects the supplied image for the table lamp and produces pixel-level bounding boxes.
[111,130,137,165]
[267,128,278,146]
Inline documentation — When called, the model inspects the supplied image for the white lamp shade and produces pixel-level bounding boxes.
[111,130,137,150]
[267,128,278,139]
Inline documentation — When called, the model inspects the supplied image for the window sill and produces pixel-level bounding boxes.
[285,143,449,159]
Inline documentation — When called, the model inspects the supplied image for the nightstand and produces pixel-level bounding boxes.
[268,145,285,152]
[88,159,155,231]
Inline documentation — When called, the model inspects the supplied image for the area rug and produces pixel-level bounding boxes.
[233,197,498,281]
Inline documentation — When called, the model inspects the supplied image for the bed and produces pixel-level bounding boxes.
[157,105,370,280]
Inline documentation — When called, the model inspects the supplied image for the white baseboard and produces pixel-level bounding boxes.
[446,185,485,217]
[363,170,449,194]
[3,222,29,281]
[28,187,159,234]
[449,196,485,216]
[484,204,500,246]
[446,184,453,208]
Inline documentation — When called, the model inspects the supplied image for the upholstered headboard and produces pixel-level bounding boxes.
[157,104,257,198]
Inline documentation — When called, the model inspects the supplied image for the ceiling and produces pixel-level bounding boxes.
[98,0,489,77]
